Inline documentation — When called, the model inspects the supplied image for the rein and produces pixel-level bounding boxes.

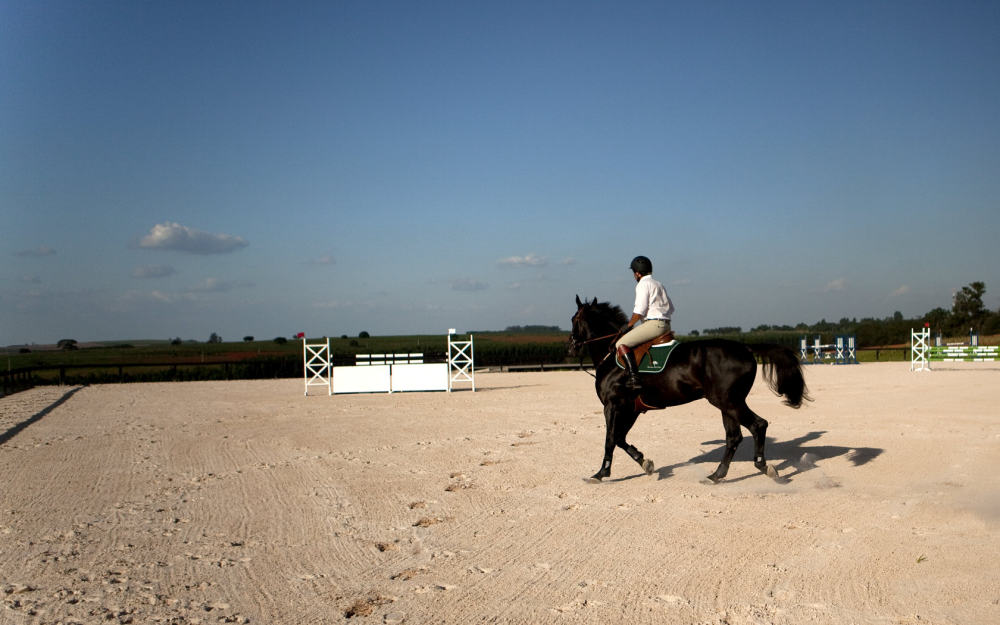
[574,332,618,378]
[580,332,619,345]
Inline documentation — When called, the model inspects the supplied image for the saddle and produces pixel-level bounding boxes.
[615,331,677,374]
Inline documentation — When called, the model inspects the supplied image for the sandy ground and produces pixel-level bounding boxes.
[1,363,998,625]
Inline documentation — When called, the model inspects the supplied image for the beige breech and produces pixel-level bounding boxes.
[615,319,671,349]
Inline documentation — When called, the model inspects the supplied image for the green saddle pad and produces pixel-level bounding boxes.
[617,340,681,374]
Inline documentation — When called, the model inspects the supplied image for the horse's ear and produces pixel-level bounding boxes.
[576,294,583,308]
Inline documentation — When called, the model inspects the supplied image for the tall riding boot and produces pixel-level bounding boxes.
[616,345,642,392]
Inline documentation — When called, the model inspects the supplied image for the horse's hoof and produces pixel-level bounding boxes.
[702,475,721,485]
[642,458,655,475]
[586,476,603,484]
[766,464,779,479]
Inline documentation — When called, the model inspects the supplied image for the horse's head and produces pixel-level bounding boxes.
[569,295,626,356]
[568,295,591,356]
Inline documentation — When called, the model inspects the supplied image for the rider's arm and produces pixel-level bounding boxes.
[625,312,644,330]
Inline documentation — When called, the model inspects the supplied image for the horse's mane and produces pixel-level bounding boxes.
[587,299,628,327]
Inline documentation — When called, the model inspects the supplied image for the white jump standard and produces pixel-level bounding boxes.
[302,331,475,395]
[447,330,475,392]
[303,337,332,395]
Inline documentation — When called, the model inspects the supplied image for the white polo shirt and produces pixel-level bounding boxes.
[633,274,674,320]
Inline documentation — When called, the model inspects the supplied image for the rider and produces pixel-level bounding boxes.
[616,255,674,391]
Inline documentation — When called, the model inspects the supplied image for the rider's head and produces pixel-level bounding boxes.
[629,255,652,277]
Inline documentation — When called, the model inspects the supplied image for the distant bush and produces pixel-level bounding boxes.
[243,336,254,343]
[504,325,562,333]
[274,337,288,345]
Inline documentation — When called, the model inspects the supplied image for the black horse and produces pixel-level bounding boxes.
[569,296,810,483]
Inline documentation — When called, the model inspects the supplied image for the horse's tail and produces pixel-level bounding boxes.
[748,344,811,408]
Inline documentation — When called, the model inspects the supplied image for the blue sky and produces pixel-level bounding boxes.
[3,1,999,344]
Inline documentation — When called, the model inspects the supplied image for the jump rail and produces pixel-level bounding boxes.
[911,327,997,371]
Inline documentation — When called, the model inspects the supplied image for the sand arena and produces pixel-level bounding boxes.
[1,363,998,624]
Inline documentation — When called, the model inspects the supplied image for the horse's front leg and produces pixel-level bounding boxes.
[589,403,617,482]
[706,411,742,483]
[590,403,653,482]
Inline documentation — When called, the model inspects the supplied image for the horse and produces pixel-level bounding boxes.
[569,296,810,483]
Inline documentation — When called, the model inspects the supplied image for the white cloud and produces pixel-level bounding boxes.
[823,278,847,292]
[498,253,547,268]
[139,222,248,254]
[451,278,489,291]
[14,246,56,257]
[132,265,176,279]
[307,255,335,266]
[20,275,41,284]
[889,285,911,297]
[314,300,352,309]
[188,277,254,293]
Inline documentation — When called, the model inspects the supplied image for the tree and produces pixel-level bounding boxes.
[243,336,254,342]
[274,337,288,345]
[953,281,986,329]
[57,339,78,350]
[359,331,370,339]
[923,307,952,332]
[170,337,183,346]
[208,332,223,344]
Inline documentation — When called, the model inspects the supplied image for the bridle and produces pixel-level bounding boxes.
[570,308,620,377]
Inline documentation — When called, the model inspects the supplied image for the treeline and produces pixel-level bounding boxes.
[697,281,998,347]
[501,325,562,333]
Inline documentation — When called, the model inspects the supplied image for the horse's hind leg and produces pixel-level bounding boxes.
[738,404,778,478]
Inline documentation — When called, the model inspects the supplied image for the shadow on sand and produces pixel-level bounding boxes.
[642,430,884,484]
[0,386,86,447]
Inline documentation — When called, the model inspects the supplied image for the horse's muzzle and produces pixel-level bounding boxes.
[567,335,583,357]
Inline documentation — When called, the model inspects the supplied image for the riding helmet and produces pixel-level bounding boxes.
[629,255,652,275]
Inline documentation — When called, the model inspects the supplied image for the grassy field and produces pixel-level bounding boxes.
[2,332,574,386]
[5,330,992,388]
